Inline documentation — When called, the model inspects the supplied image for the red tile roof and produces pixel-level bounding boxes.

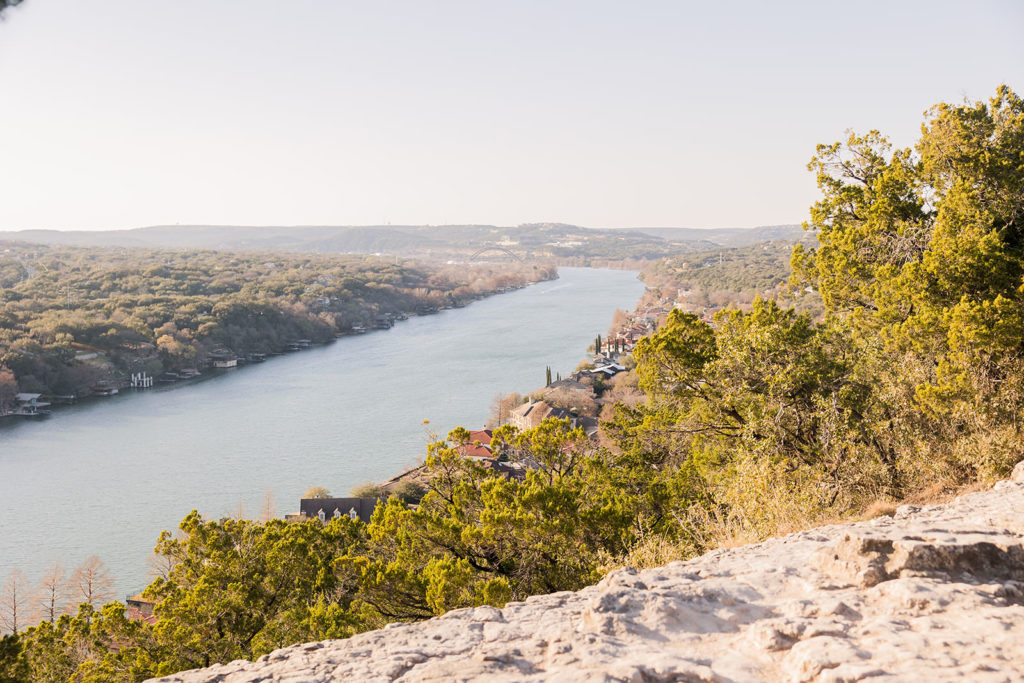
[458,443,494,459]
[468,429,493,444]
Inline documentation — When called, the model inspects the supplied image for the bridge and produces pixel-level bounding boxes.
[468,245,524,262]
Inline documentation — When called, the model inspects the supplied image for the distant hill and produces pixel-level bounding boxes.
[631,225,808,247]
[0,223,809,260]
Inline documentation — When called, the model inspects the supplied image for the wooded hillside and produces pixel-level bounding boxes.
[0,244,554,405]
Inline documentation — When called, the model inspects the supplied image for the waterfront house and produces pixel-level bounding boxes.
[13,393,50,415]
[547,378,590,394]
[299,497,380,524]
[510,399,577,431]
[509,399,547,431]
[589,362,625,379]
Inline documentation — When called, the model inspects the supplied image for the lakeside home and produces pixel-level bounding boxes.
[12,392,51,416]
[295,497,381,524]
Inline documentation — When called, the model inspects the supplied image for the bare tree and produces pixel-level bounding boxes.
[148,551,176,582]
[68,556,115,609]
[35,562,69,624]
[229,499,247,520]
[609,308,631,336]
[0,569,33,633]
[541,387,598,417]
[486,392,522,428]
[259,487,278,522]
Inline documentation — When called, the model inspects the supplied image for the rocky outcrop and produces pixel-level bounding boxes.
[152,472,1024,682]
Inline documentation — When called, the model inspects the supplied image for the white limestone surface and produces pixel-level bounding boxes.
[151,470,1024,682]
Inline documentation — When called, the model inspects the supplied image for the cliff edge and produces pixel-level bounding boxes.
[152,464,1024,682]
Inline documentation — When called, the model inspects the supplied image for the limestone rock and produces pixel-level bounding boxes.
[1012,458,1024,483]
[150,475,1024,682]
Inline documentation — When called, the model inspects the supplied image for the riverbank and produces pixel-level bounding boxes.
[0,242,557,414]
[0,273,554,423]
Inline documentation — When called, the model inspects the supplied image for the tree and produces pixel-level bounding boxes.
[540,386,598,417]
[259,488,278,522]
[349,482,383,498]
[390,481,426,504]
[352,420,628,622]
[302,485,330,499]
[486,392,522,428]
[0,368,16,416]
[0,633,29,683]
[143,512,365,670]
[792,85,1024,481]
[34,564,69,625]
[545,365,552,386]
[0,569,32,634]
[68,557,115,611]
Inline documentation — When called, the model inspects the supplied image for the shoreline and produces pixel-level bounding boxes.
[0,273,557,425]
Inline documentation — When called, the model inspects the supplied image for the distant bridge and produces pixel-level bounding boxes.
[469,245,524,262]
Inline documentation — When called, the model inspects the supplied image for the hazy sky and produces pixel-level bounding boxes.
[0,1,1021,231]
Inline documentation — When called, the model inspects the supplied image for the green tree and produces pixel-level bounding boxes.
[142,513,365,672]
[793,85,1024,481]
[0,633,29,683]
[349,482,383,498]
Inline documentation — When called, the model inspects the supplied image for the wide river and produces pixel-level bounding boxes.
[0,267,644,594]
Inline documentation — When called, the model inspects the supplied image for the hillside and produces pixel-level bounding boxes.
[0,224,806,263]
[0,243,553,402]
[152,465,1024,682]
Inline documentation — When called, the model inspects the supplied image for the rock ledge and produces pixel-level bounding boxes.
[152,479,1024,682]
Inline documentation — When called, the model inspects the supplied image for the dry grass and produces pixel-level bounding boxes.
[618,473,1009,575]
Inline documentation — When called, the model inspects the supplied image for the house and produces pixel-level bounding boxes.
[573,416,600,439]
[454,429,495,459]
[509,399,578,431]
[547,378,590,393]
[13,393,50,416]
[589,362,625,379]
[478,459,527,482]
[510,399,552,431]
[299,497,380,524]
[125,593,157,624]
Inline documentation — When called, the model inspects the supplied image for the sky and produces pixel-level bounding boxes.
[0,1,1021,232]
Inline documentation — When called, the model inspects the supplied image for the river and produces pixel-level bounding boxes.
[0,267,645,594]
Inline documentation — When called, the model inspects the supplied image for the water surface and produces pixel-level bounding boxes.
[0,267,644,592]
